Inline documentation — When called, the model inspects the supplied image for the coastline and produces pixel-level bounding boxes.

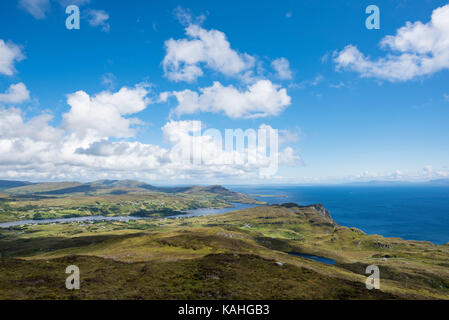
[232,185,449,245]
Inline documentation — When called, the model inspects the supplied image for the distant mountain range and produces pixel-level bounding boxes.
[0,180,34,190]
[1,178,449,196]
[0,179,242,197]
[345,179,449,186]
[427,179,449,185]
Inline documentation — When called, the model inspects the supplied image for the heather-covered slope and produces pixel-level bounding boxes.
[1,203,448,299]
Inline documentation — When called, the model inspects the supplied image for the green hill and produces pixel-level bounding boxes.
[2,180,246,199]
[4,182,83,195]
[0,180,262,223]
[1,203,448,299]
[0,180,34,191]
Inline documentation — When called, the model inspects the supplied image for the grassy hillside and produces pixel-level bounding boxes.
[1,180,255,199]
[5,182,83,194]
[0,180,263,223]
[0,180,33,191]
[1,203,448,299]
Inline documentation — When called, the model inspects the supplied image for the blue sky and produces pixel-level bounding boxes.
[0,0,449,184]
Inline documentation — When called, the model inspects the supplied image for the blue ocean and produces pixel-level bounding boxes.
[229,186,449,245]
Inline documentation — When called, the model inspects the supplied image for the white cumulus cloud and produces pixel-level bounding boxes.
[0,39,24,76]
[163,80,291,119]
[0,112,301,181]
[0,83,30,104]
[334,4,449,81]
[163,24,255,82]
[0,86,300,182]
[271,57,293,80]
[63,84,150,140]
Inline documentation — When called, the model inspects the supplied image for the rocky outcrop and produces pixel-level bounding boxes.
[373,241,394,249]
[308,204,332,220]
[349,227,366,235]
[282,203,338,227]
